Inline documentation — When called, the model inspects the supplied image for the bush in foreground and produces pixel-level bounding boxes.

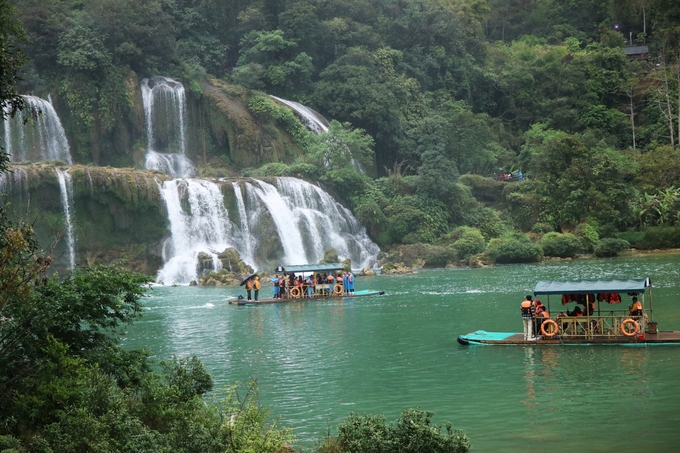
[319,409,470,453]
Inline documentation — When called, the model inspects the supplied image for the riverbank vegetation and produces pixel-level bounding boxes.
[6,0,680,267]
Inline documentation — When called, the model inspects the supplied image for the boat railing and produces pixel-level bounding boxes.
[282,282,345,298]
[550,313,647,339]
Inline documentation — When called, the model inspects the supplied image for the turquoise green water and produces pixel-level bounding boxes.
[123,254,680,452]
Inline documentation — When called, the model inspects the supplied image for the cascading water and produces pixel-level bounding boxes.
[270,95,366,173]
[245,177,379,269]
[55,167,76,270]
[0,166,28,195]
[2,95,72,164]
[270,95,330,133]
[156,178,235,285]
[232,182,255,266]
[141,77,196,178]
[245,179,307,265]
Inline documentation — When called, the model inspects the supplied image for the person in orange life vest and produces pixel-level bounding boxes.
[326,273,335,294]
[629,297,643,317]
[278,275,286,298]
[536,305,550,333]
[253,276,261,301]
[532,299,542,333]
[521,295,534,340]
[245,278,253,301]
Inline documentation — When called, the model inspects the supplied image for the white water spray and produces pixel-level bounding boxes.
[55,167,76,269]
[270,95,329,133]
[245,177,379,269]
[2,95,72,164]
[141,77,196,178]
[157,179,235,285]
[232,182,255,266]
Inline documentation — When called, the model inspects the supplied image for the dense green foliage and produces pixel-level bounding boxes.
[8,0,680,257]
[319,409,470,453]
[0,197,295,451]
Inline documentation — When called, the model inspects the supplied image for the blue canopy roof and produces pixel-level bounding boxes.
[280,263,344,274]
[533,278,651,295]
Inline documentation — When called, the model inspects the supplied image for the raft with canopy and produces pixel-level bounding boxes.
[230,263,384,305]
[457,277,680,345]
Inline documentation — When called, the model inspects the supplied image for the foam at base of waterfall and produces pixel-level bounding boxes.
[156,179,237,285]
[145,150,196,178]
[245,177,379,269]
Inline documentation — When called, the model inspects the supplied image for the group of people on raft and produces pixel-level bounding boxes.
[520,294,646,340]
[271,271,355,299]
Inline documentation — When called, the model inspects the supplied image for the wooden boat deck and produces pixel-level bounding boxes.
[460,330,680,345]
[230,290,384,305]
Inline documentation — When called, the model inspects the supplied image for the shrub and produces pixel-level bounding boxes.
[531,222,554,234]
[485,233,542,264]
[252,162,289,177]
[574,222,600,252]
[618,230,644,247]
[451,227,486,259]
[463,206,508,240]
[330,409,470,453]
[247,94,279,121]
[638,226,680,249]
[593,238,630,257]
[540,232,582,257]
[424,246,458,267]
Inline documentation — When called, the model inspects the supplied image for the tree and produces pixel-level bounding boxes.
[313,46,422,172]
[0,0,28,125]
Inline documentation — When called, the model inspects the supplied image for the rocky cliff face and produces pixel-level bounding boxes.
[1,164,170,275]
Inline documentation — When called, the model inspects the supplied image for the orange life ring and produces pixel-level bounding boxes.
[333,284,343,295]
[541,319,559,338]
[289,287,301,298]
[621,318,639,337]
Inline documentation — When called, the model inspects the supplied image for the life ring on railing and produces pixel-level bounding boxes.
[621,318,639,337]
[333,284,343,295]
[289,287,301,298]
[541,319,559,338]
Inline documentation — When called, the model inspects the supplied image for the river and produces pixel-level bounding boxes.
[123,253,680,452]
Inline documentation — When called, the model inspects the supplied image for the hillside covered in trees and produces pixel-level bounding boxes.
[7,0,680,267]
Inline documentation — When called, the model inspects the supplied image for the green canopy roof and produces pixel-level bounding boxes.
[533,278,651,295]
[280,263,344,274]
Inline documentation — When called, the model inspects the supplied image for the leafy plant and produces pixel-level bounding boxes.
[540,232,582,257]
[593,238,630,257]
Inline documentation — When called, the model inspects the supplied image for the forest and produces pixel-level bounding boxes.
[2,1,680,451]
[5,0,680,267]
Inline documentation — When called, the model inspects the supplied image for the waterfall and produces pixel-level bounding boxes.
[270,95,367,173]
[245,179,307,265]
[0,166,28,195]
[156,178,235,285]
[2,95,72,164]
[245,177,379,269]
[141,77,196,178]
[232,182,255,266]
[55,167,76,270]
[270,95,329,134]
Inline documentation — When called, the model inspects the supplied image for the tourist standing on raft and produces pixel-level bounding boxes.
[347,271,354,293]
[253,276,260,301]
[521,295,534,340]
[245,278,253,301]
